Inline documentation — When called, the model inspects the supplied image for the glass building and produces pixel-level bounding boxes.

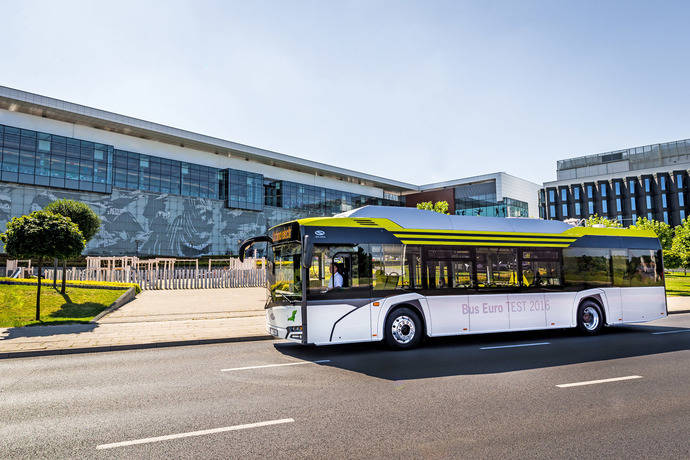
[0,86,537,257]
[540,139,690,226]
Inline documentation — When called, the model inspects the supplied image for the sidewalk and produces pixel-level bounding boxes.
[0,316,269,358]
[667,296,690,314]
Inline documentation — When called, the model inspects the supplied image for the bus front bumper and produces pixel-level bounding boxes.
[266,306,303,342]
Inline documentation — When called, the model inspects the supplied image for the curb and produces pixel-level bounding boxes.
[90,287,137,323]
[0,334,274,359]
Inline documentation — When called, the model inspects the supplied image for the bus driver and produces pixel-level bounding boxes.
[328,263,344,289]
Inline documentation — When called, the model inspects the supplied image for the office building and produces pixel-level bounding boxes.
[540,139,690,226]
[0,86,540,256]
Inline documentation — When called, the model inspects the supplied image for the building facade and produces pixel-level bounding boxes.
[406,172,540,218]
[0,86,540,257]
[540,139,690,226]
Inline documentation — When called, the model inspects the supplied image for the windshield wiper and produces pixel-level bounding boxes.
[275,290,298,305]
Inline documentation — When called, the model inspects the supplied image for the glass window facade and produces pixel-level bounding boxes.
[561,188,567,201]
[575,202,581,215]
[644,178,650,193]
[452,181,527,217]
[0,122,402,216]
[1,124,113,193]
[600,183,607,197]
[587,185,593,199]
[270,180,401,214]
[548,189,555,202]
[588,201,594,215]
[629,180,635,194]
[602,200,608,213]
[228,169,263,211]
[679,192,685,207]
[660,176,666,190]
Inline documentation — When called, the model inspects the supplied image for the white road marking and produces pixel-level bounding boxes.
[556,375,642,388]
[96,418,295,450]
[221,360,330,372]
[651,329,690,335]
[480,342,550,350]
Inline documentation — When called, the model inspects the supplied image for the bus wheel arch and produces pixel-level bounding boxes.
[383,302,426,350]
[577,297,605,335]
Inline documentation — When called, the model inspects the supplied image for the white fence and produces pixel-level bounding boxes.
[4,258,267,290]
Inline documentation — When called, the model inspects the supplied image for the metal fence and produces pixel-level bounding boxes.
[3,257,267,290]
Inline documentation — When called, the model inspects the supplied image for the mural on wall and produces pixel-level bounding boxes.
[0,184,317,257]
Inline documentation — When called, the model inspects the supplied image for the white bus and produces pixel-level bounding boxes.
[240,206,667,350]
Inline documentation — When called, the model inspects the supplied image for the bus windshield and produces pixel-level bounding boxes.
[267,242,302,305]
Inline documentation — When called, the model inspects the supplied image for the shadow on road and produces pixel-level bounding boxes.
[274,324,690,381]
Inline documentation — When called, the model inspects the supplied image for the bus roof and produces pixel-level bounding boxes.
[275,206,660,248]
[334,206,573,234]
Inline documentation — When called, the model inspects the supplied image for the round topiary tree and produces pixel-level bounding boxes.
[44,200,101,294]
[0,210,85,321]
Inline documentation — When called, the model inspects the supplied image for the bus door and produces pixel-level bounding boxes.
[422,248,470,336]
[306,245,373,344]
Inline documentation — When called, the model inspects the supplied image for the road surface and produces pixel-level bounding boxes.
[1,314,689,458]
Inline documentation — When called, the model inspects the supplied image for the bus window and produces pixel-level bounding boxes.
[423,247,474,289]
[402,245,423,289]
[372,244,404,290]
[628,249,664,287]
[611,249,628,287]
[307,245,372,298]
[476,247,518,288]
[563,248,612,288]
[521,249,561,288]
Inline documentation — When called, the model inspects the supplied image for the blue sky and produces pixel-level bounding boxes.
[3,0,690,185]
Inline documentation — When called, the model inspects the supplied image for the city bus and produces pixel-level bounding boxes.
[239,206,666,350]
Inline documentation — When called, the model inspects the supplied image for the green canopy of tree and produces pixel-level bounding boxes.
[668,218,690,273]
[416,201,450,214]
[43,199,101,293]
[1,210,86,321]
[629,217,674,250]
[584,214,622,228]
[44,199,101,242]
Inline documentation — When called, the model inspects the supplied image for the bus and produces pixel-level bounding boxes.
[239,206,666,350]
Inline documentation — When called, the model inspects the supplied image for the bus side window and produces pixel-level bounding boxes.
[372,244,404,290]
[521,249,561,288]
[628,249,663,287]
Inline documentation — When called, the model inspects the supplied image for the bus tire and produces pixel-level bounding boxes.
[577,299,604,335]
[384,307,423,350]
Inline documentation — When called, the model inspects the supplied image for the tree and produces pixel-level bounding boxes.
[584,214,622,228]
[0,211,85,321]
[416,201,450,214]
[629,217,674,250]
[44,200,101,294]
[670,218,690,275]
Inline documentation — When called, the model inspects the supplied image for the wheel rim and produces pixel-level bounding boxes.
[391,315,416,344]
[582,306,600,331]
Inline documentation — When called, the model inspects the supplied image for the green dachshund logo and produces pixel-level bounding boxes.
[288,310,297,322]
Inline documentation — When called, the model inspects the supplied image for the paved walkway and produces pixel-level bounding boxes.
[1,293,688,358]
[99,287,267,323]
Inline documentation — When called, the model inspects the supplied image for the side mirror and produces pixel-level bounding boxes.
[301,235,312,268]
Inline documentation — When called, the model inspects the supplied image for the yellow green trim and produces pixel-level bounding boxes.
[399,240,571,247]
[394,233,576,242]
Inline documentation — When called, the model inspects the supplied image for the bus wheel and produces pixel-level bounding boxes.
[385,307,422,350]
[577,300,603,335]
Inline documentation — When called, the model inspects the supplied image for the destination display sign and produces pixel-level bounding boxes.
[270,222,300,243]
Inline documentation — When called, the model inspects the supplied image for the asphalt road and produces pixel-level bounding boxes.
[1,314,689,459]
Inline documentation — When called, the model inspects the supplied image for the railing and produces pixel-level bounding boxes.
[3,258,267,290]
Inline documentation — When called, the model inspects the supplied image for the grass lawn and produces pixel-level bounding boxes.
[0,284,125,327]
[665,272,690,297]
